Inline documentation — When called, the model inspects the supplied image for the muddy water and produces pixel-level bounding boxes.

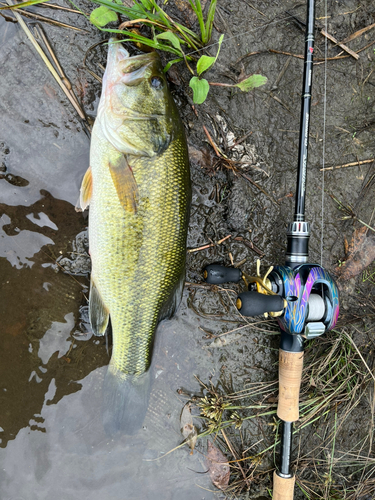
[1,0,375,498]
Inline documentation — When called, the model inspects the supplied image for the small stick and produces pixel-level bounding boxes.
[35,25,83,111]
[5,0,86,121]
[0,10,15,21]
[1,5,87,31]
[269,49,304,60]
[202,125,223,157]
[342,22,375,43]
[234,236,264,257]
[277,192,294,202]
[37,2,84,14]
[320,29,359,60]
[240,173,279,206]
[271,56,291,91]
[230,130,253,147]
[239,0,266,17]
[235,51,262,65]
[188,234,232,253]
[320,159,374,171]
[221,429,250,488]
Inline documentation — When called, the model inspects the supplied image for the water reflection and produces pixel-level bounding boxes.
[0,191,109,448]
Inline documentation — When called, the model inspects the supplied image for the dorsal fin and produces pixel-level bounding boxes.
[109,155,139,213]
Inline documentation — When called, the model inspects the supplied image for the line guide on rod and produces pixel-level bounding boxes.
[203,1,339,498]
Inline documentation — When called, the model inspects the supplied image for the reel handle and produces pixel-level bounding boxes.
[203,265,242,284]
[237,291,285,316]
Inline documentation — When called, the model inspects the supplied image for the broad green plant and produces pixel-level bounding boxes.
[1,0,268,104]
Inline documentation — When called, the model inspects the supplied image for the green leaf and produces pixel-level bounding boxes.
[0,0,48,10]
[235,74,268,92]
[196,55,215,76]
[156,32,182,52]
[163,57,184,72]
[139,0,153,8]
[90,5,118,27]
[196,34,224,76]
[189,77,210,105]
[204,0,217,43]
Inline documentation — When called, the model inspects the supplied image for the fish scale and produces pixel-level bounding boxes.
[90,126,189,375]
[82,40,191,434]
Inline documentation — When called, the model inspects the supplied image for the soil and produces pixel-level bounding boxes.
[0,0,374,499]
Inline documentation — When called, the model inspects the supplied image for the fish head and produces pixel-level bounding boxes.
[98,39,177,157]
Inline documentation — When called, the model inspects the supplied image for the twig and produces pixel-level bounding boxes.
[239,172,279,206]
[83,40,108,83]
[270,56,291,91]
[37,2,84,14]
[321,159,374,171]
[239,0,266,17]
[320,29,359,60]
[234,236,264,257]
[188,234,232,253]
[235,51,262,65]
[35,25,83,110]
[230,130,253,147]
[269,49,303,60]
[203,125,224,157]
[221,429,250,488]
[0,3,87,31]
[5,0,86,121]
[342,22,375,43]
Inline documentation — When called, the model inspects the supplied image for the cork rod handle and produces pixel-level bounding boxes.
[273,471,295,500]
[277,349,304,422]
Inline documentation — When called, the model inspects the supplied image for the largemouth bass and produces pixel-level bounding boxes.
[80,39,191,434]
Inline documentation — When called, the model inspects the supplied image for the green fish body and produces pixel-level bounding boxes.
[80,40,190,434]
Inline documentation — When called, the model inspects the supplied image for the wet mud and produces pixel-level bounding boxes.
[1,0,375,498]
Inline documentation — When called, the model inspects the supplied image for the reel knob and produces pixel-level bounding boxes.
[203,265,242,284]
[237,291,285,317]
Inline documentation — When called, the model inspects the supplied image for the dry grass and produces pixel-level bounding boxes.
[191,326,375,499]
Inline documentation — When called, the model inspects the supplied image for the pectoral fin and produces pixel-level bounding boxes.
[79,166,93,211]
[89,279,109,336]
[109,155,139,213]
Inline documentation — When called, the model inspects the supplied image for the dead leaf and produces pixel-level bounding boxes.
[188,144,215,170]
[335,226,375,280]
[206,441,230,490]
[180,403,197,453]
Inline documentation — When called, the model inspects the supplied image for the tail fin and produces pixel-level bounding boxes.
[102,364,151,437]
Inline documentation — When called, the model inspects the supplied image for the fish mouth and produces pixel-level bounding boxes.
[107,38,160,85]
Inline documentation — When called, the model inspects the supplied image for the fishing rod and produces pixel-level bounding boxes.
[203,0,339,498]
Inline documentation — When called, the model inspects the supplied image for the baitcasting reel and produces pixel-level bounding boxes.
[204,260,339,340]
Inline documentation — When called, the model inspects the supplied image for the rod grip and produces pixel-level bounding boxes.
[203,265,242,284]
[277,349,304,422]
[273,471,295,500]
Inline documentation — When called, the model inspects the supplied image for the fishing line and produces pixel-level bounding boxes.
[320,0,328,266]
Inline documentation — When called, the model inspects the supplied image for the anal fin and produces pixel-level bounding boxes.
[109,155,139,213]
[89,279,109,336]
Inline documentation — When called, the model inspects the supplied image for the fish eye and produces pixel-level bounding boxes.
[150,76,164,90]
